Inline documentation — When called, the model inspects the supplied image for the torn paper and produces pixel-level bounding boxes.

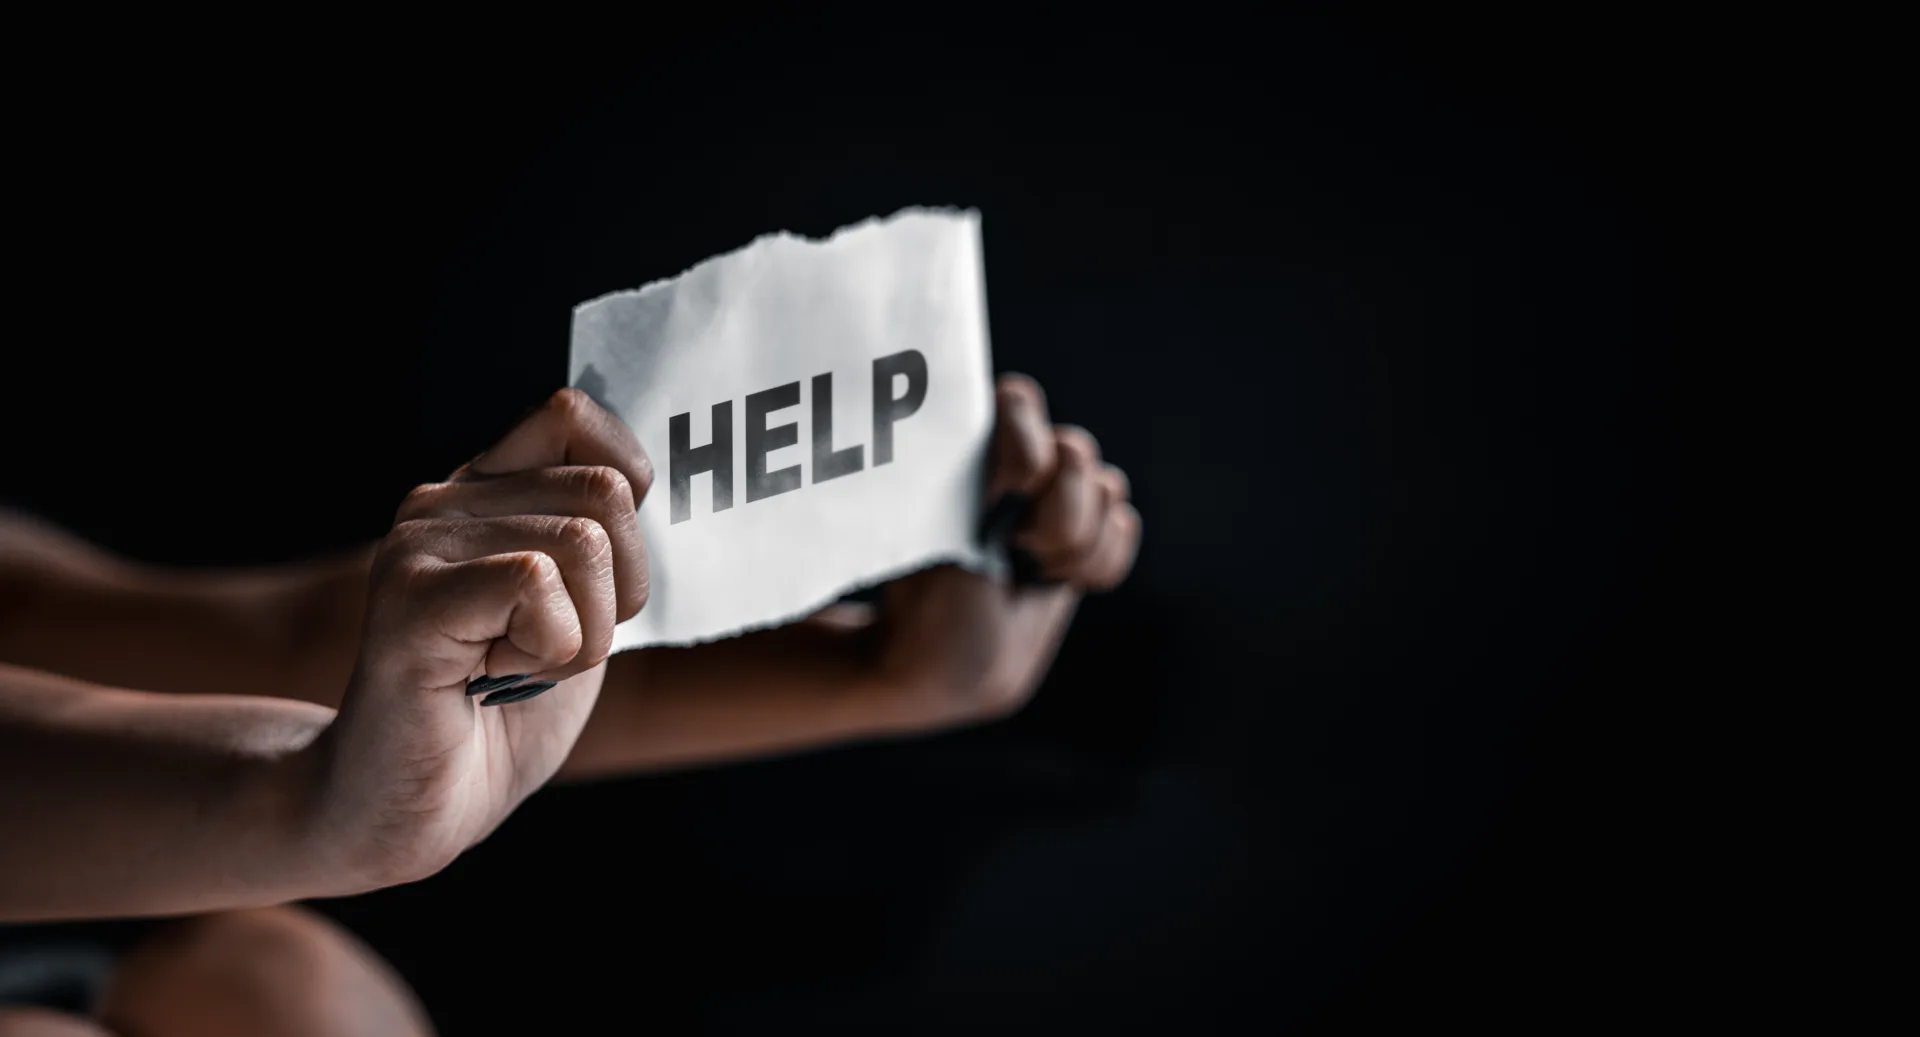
[569,207,1000,650]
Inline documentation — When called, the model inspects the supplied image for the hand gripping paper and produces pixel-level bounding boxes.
[569,208,1000,651]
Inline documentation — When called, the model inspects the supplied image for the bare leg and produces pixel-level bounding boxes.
[93,907,434,1037]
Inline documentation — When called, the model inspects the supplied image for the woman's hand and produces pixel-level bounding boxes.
[310,388,653,888]
[867,373,1141,727]
[557,373,1140,780]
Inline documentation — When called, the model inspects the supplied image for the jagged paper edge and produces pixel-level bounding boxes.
[572,205,983,316]
[617,546,1005,652]
[584,204,1002,652]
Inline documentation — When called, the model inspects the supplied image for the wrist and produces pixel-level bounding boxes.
[236,731,371,903]
[284,720,469,895]
[251,720,444,902]
[160,731,365,910]
[862,655,1019,735]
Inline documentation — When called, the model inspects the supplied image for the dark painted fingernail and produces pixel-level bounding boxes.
[1010,546,1064,589]
[977,492,1032,548]
[480,680,557,706]
[466,673,531,696]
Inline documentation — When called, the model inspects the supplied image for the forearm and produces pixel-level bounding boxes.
[0,509,368,704]
[557,615,914,781]
[555,591,1079,782]
[0,663,348,922]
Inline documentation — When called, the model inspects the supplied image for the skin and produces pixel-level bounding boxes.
[0,905,436,1037]
[0,376,1137,1035]
[0,375,1140,922]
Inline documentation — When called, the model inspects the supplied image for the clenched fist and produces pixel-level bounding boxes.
[868,373,1141,726]
[309,388,652,888]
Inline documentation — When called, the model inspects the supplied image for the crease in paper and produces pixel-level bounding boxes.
[569,207,1003,651]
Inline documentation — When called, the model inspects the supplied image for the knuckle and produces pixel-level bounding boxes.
[556,515,612,559]
[395,482,445,521]
[367,553,439,627]
[996,373,1044,409]
[548,386,597,424]
[507,549,561,587]
[576,465,633,510]
[1056,425,1100,466]
[389,517,439,543]
[373,520,434,571]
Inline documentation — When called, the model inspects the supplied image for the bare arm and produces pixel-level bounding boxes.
[559,373,1126,780]
[0,389,668,922]
[0,662,342,922]
[0,377,1137,784]
[555,595,1078,780]
[0,508,367,705]
[0,514,971,776]
[561,609,902,779]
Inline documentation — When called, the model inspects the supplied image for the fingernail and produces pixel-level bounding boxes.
[481,680,557,706]
[1009,546,1063,589]
[977,492,1032,548]
[466,673,531,696]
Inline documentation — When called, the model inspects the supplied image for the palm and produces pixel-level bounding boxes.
[393,668,603,862]
[483,664,606,805]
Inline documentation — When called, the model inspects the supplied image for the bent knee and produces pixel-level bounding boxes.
[99,907,431,1037]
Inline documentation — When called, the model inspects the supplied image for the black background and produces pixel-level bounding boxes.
[4,6,1712,1032]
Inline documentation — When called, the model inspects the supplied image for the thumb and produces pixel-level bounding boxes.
[986,374,1057,502]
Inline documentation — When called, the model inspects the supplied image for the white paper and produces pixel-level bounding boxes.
[569,207,1001,650]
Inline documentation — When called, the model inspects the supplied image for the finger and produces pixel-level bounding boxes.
[397,466,648,622]
[1047,502,1142,591]
[1100,462,1131,504]
[368,550,582,690]
[988,374,1057,500]
[1017,427,1105,562]
[457,388,654,506]
[421,551,584,680]
[399,514,618,680]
